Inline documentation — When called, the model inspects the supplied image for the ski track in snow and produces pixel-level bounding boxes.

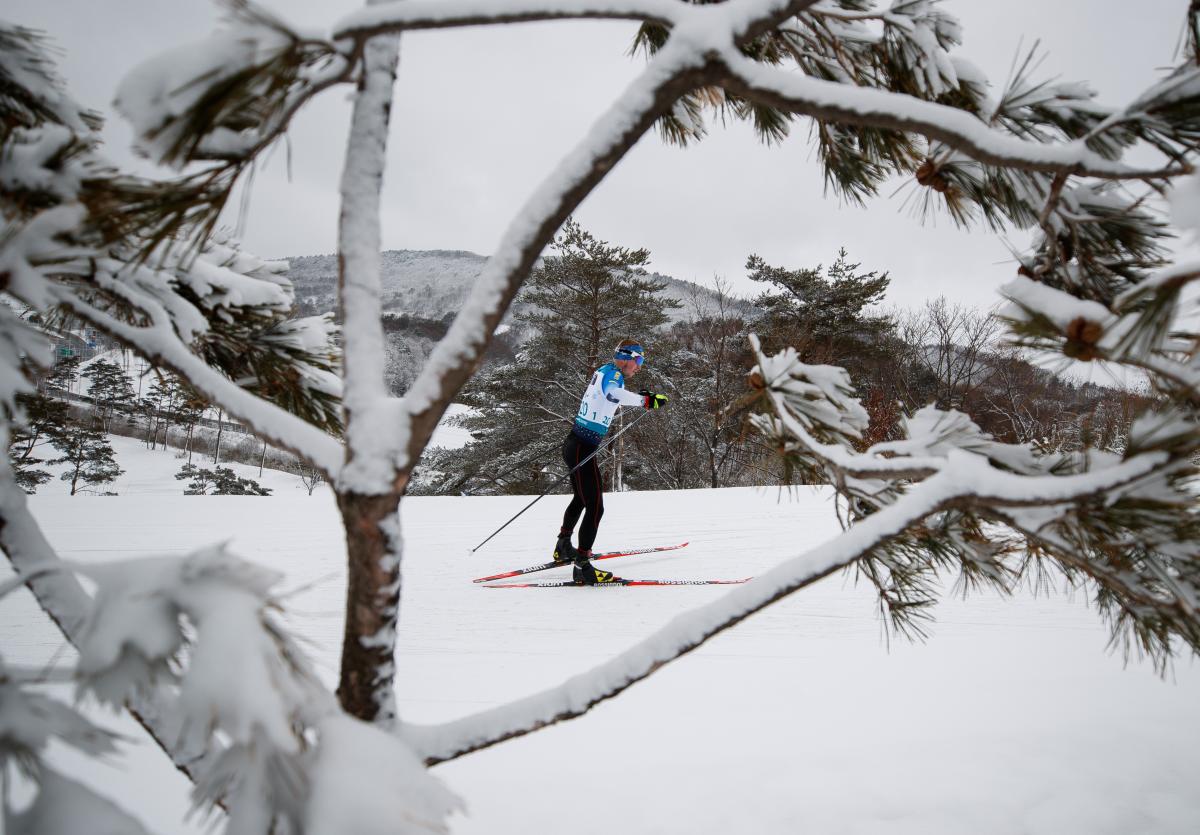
[3,436,1199,834]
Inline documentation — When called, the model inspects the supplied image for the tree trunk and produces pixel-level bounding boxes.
[213,408,224,465]
[336,488,405,723]
[259,440,267,477]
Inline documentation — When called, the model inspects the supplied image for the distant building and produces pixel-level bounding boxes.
[51,326,108,362]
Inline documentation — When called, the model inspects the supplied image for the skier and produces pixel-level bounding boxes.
[553,339,669,584]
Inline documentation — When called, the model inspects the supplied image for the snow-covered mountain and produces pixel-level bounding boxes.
[285,248,740,395]
[289,250,499,320]
[286,248,740,323]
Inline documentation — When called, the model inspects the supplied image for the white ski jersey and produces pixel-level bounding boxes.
[572,362,645,443]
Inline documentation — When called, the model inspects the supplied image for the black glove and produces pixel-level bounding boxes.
[640,389,668,409]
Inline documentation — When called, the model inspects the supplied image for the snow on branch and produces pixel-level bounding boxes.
[0,445,217,791]
[333,0,686,39]
[337,33,400,492]
[0,515,462,833]
[116,6,351,170]
[1,25,345,479]
[715,49,1190,180]
[749,322,1200,649]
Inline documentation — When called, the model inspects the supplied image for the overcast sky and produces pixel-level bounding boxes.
[7,1,1191,310]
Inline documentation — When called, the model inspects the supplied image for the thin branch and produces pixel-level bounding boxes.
[333,0,683,39]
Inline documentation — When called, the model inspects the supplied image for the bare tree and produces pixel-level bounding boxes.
[896,297,1001,413]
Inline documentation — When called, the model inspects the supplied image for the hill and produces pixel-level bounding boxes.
[285,247,752,396]
[287,248,745,323]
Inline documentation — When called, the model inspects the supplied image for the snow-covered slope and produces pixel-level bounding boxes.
[286,247,741,323]
[5,439,1199,834]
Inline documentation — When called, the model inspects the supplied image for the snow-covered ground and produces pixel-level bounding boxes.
[4,437,1199,834]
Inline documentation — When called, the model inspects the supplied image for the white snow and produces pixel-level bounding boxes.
[2,437,1198,834]
[114,29,293,167]
[1000,275,1115,332]
[1168,172,1200,242]
[307,714,463,835]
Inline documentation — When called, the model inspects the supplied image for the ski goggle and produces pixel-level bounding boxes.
[615,345,645,366]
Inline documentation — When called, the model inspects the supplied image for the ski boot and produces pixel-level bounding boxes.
[573,551,626,585]
[553,533,580,565]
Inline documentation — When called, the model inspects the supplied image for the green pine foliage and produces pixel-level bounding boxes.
[49,419,122,496]
[175,463,271,496]
[7,356,78,493]
[82,359,137,432]
[0,24,343,436]
[420,219,679,495]
[746,249,893,371]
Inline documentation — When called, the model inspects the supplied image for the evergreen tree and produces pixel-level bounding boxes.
[83,359,136,432]
[633,279,760,488]
[175,463,271,495]
[50,420,123,496]
[521,218,679,374]
[170,383,207,463]
[747,249,893,378]
[747,249,903,449]
[142,375,191,450]
[428,220,679,494]
[8,357,79,493]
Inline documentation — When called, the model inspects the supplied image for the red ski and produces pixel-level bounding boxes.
[482,577,750,588]
[471,542,689,584]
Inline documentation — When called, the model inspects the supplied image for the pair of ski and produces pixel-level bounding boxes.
[473,542,751,588]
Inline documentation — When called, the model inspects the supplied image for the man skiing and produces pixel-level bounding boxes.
[554,339,669,584]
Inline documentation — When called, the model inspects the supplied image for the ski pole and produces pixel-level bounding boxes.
[469,408,655,553]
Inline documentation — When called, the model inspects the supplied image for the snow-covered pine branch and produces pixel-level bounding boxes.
[0,442,220,798]
[0,24,345,477]
[337,32,400,494]
[715,49,1189,181]
[0,531,462,834]
[48,277,343,479]
[332,0,687,38]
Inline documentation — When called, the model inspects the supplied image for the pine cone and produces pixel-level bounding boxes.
[915,160,949,193]
[1064,316,1103,361]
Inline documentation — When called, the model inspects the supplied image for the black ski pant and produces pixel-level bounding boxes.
[560,431,603,553]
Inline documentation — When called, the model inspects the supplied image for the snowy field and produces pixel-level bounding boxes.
[5,437,1200,834]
